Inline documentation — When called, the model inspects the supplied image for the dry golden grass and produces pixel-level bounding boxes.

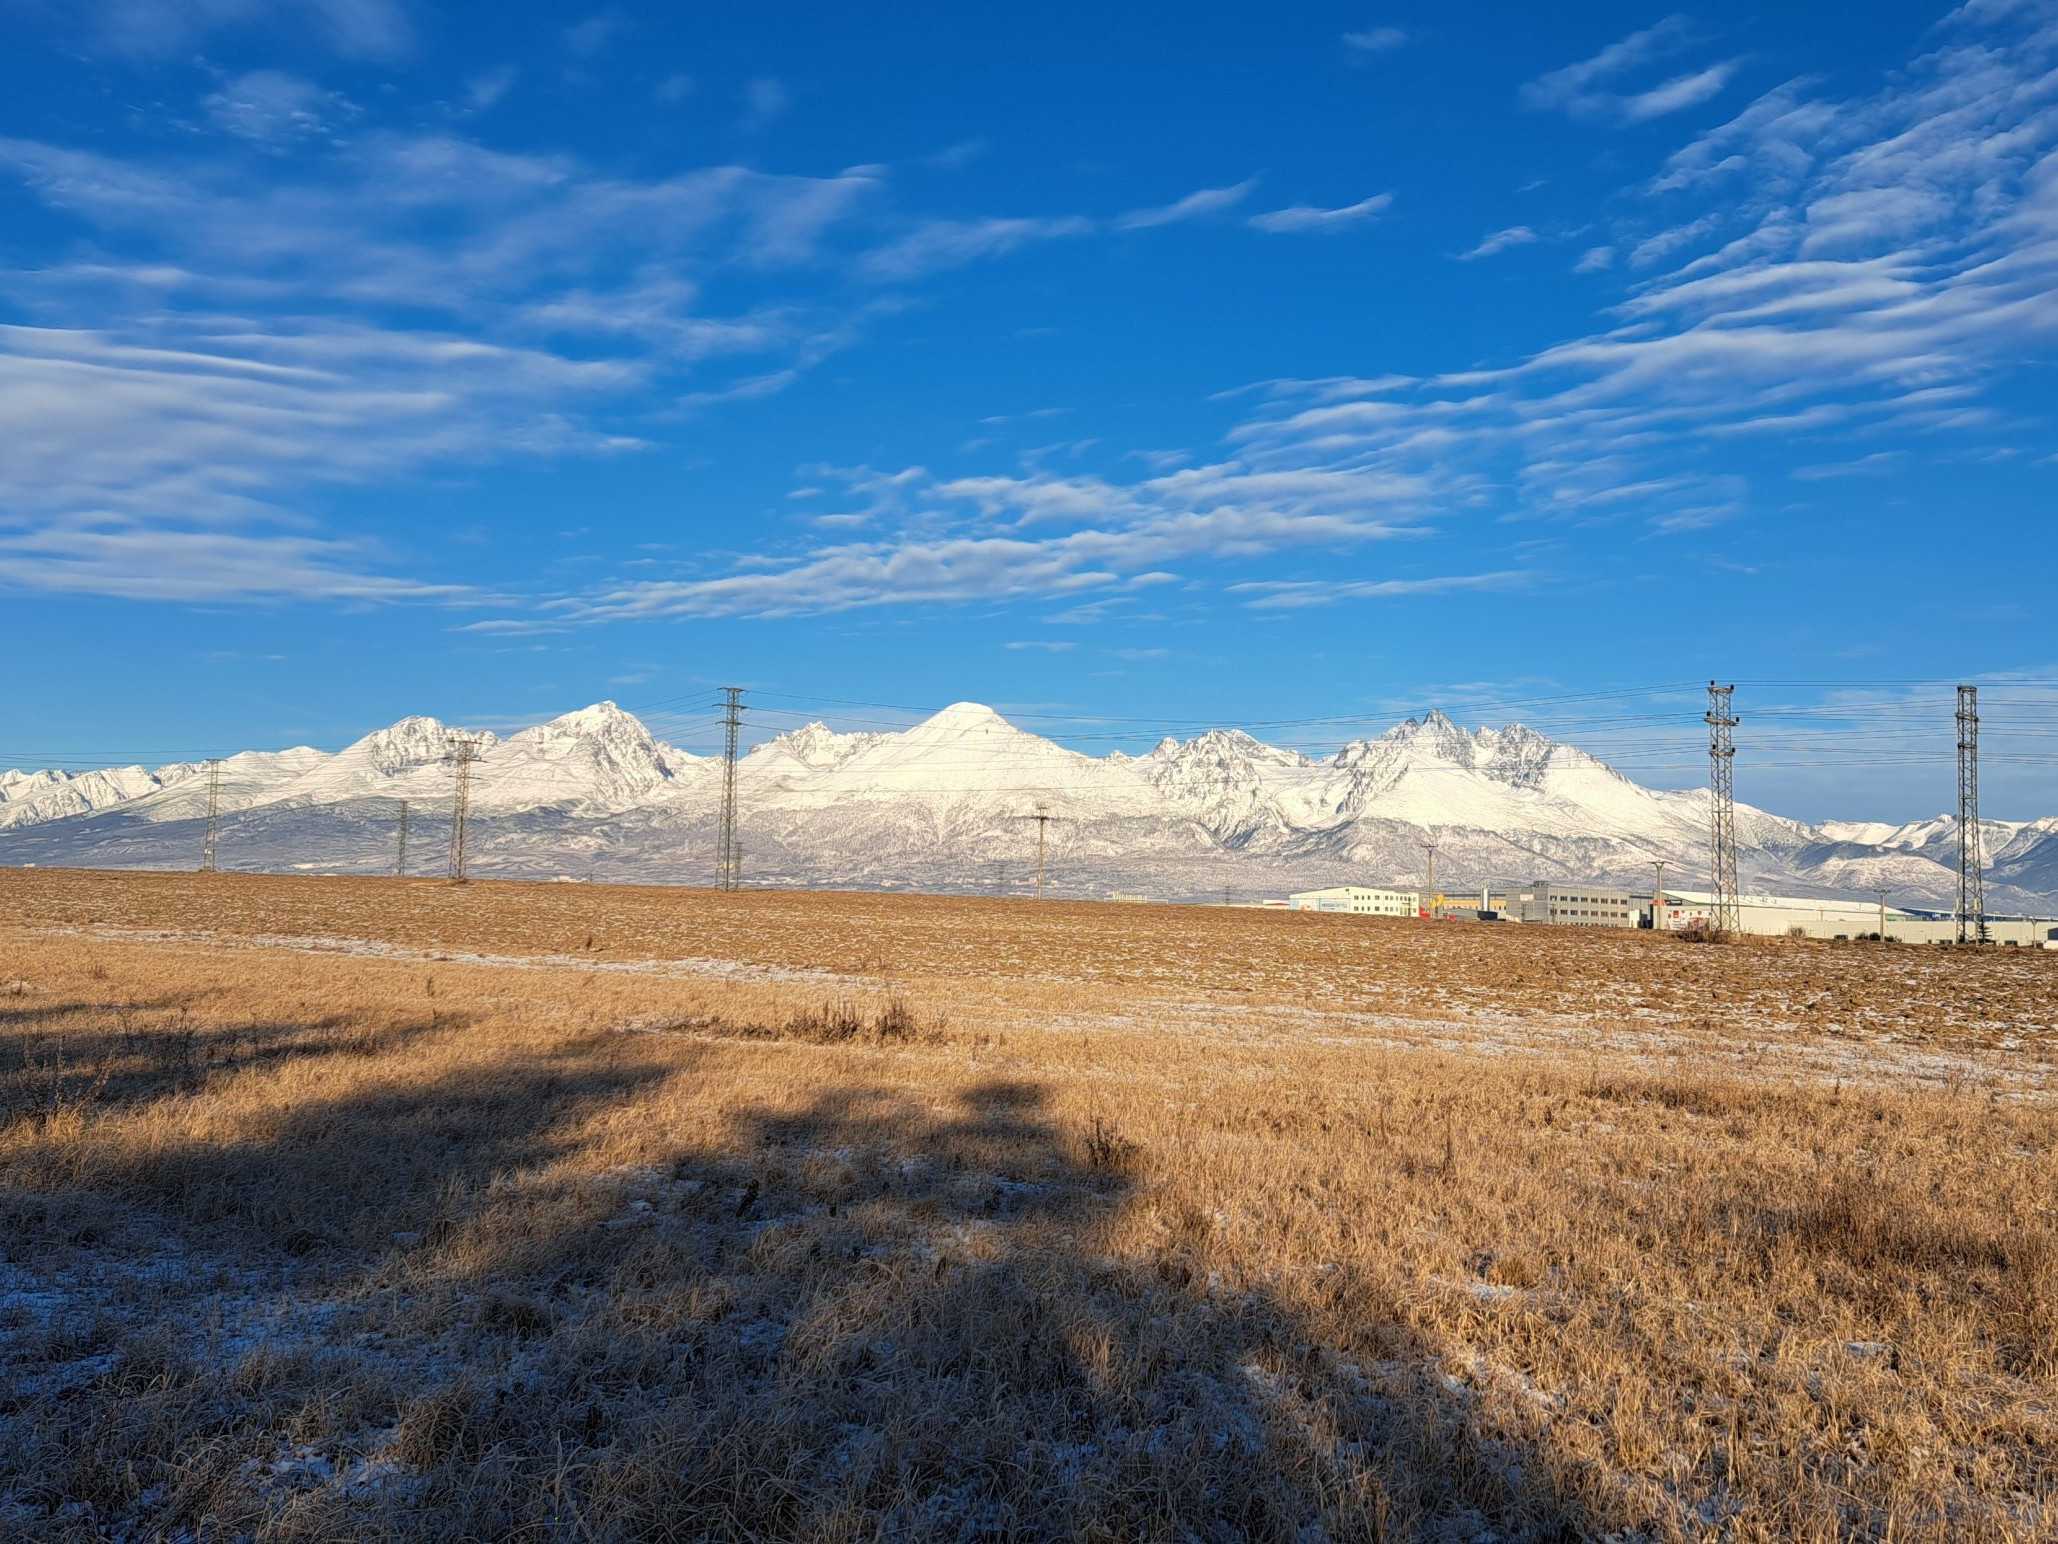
[2,869,2054,1540]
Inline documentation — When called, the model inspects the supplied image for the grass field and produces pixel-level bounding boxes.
[3,869,2055,1539]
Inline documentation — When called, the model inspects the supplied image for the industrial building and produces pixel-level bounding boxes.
[1288,886,1421,917]
[1656,889,2058,946]
[1514,884,1639,928]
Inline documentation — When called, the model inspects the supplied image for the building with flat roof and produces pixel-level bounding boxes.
[1288,886,1421,917]
[1659,889,2057,945]
[1516,884,1638,928]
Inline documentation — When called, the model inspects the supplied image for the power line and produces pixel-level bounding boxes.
[1705,682,1739,936]
[717,686,744,891]
[198,757,222,874]
[446,734,484,883]
[1958,685,1986,944]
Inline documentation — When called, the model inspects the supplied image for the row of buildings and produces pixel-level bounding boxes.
[1284,883,2058,946]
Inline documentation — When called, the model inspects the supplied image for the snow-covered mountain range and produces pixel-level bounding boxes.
[5,701,2055,908]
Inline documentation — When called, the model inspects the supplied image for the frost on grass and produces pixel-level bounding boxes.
[2,874,2055,1538]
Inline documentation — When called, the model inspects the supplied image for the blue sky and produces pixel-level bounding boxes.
[2,0,2055,820]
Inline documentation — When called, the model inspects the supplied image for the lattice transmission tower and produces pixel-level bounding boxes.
[1957,684,1986,944]
[446,735,484,883]
[198,757,223,873]
[1705,682,1739,936]
[717,687,745,891]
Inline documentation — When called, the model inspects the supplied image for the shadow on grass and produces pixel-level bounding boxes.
[3,1042,1610,1539]
[0,1007,465,1127]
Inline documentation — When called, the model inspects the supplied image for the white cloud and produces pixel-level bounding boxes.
[1800,186,1954,255]
[1116,178,1257,231]
[201,71,356,146]
[1521,16,1693,112]
[564,9,628,57]
[465,66,519,113]
[1574,244,1615,272]
[678,368,800,409]
[1227,572,1530,609]
[539,459,1437,622]
[0,130,899,603]
[1248,192,1392,233]
[70,0,413,59]
[0,519,469,604]
[1628,213,1721,267]
[1342,26,1408,53]
[1004,640,1077,652]
[1520,17,1737,123]
[741,76,791,131]
[860,215,1093,280]
[1457,225,1539,261]
[1791,451,1905,480]
[924,137,990,170]
[1623,62,1741,121]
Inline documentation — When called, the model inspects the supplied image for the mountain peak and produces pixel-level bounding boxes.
[546,700,635,729]
[344,715,475,776]
[514,701,655,748]
[913,701,1015,736]
[758,720,882,770]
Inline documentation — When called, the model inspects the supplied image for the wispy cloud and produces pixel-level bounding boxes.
[1248,192,1392,233]
[1573,244,1615,272]
[0,520,472,604]
[860,215,1093,280]
[1005,640,1077,652]
[465,66,520,114]
[63,0,414,59]
[1521,17,1738,123]
[201,71,357,146]
[1227,572,1530,610]
[564,9,629,58]
[1457,225,1539,261]
[0,128,896,602]
[1623,62,1741,121]
[924,137,990,170]
[532,460,1439,623]
[1629,213,1721,266]
[1342,26,1409,54]
[740,76,791,131]
[1116,178,1258,231]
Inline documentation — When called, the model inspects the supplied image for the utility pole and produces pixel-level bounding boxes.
[1423,836,1438,919]
[1705,682,1740,936]
[396,799,410,878]
[1033,806,1050,899]
[1957,684,1985,944]
[198,757,223,873]
[446,735,484,883]
[717,687,745,891]
[1876,889,1889,943]
[1010,806,1061,899]
[1652,860,1666,931]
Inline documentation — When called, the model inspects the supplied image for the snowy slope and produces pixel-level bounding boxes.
[0,750,324,829]
[3,700,2052,907]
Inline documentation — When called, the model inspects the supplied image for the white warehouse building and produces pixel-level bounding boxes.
[1289,886,1421,918]
[1657,889,2058,946]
